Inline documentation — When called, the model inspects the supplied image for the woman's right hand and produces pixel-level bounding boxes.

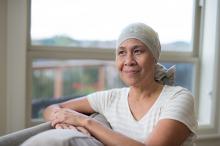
[50,108,91,136]
[43,101,94,137]
[51,109,91,136]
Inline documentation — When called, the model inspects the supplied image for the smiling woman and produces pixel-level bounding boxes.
[29,0,197,126]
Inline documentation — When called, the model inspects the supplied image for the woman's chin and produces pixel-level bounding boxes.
[122,79,140,86]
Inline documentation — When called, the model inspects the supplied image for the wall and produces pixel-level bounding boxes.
[6,0,27,133]
[0,0,7,135]
[0,0,28,135]
[197,137,220,146]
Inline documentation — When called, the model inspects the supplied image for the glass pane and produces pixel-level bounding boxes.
[32,59,194,119]
[31,0,193,51]
[161,62,194,91]
[32,59,125,119]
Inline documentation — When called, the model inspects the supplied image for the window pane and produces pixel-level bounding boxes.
[32,59,125,119]
[161,62,194,91]
[32,59,194,119]
[31,0,193,52]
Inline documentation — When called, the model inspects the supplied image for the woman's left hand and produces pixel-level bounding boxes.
[51,108,89,128]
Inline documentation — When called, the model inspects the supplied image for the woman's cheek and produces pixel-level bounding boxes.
[116,59,123,70]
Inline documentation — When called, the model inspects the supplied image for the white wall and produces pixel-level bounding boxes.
[0,0,27,135]
[0,0,7,135]
[6,0,27,133]
[196,137,220,146]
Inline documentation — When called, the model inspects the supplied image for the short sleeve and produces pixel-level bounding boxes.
[159,89,197,134]
[87,89,117,115]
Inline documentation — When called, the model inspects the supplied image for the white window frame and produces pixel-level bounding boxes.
[27,0,199,125]
[5,0,220,143]
[27,0,201,124]
[27,0,201,123]
[197,0,220,139]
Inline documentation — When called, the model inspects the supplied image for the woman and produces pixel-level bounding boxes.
[44,23,197,146]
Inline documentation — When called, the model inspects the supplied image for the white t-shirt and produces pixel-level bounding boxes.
[87,85,197,146]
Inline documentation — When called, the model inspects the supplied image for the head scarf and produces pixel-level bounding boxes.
[116,22,175,85]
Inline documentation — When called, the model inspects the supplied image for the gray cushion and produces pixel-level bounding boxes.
[21,129,103,146]
[0,122,51,146]
[21,113,110,146]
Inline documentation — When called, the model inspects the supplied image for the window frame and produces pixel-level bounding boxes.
[196,0,220,138]
[27,0,201,124]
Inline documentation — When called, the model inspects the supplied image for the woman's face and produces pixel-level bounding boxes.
[116,38,155,86]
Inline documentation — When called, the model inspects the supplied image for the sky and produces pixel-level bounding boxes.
[31,0,193,44]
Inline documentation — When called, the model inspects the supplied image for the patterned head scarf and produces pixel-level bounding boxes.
[116,22,161,62]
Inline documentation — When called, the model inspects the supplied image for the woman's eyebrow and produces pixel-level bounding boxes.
[132,45,144,49]
[117,46,126,51]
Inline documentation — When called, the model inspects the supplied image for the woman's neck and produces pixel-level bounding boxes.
[129,81,163,100]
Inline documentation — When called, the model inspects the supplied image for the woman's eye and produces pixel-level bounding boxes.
[134,49,142,55]
[118,51,126,56]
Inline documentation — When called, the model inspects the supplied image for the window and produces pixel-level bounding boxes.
[31,0,193,51]
[29,0,200,122]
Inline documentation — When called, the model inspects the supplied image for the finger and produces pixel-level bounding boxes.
[62,124,69,129]
[55,124,63,129]
[68,125,78,131]
[76,126,91,136]
[51,120,56,127]
[51,119,61,127]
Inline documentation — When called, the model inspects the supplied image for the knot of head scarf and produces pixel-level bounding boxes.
[116,22,176,85]
[155,63,176,85]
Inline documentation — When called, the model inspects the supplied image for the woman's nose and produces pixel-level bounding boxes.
[124,54,136,66]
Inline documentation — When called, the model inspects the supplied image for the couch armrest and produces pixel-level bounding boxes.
[0,122,52,146]
[0,113,110,146]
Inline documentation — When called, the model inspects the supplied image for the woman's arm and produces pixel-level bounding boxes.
[51,108,145,146]
[43,97,95,121]
[86,118,191,146]
[144,119,191,146]
[51,109,191,146]
[85,118,145,146]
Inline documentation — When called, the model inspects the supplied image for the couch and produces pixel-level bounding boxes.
[0,113,111,146]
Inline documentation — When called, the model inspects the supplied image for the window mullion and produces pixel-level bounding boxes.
[29,46,115,60]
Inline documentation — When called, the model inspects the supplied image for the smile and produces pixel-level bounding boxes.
[123,70,139,75]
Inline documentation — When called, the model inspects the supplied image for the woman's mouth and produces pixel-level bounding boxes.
[123,70,139,75]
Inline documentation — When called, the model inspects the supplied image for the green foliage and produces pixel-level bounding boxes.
[63,66,99,97]
[32,65,101,100]
[32,35,81,46]
[32,70,54,99]
[32,35,116,48]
